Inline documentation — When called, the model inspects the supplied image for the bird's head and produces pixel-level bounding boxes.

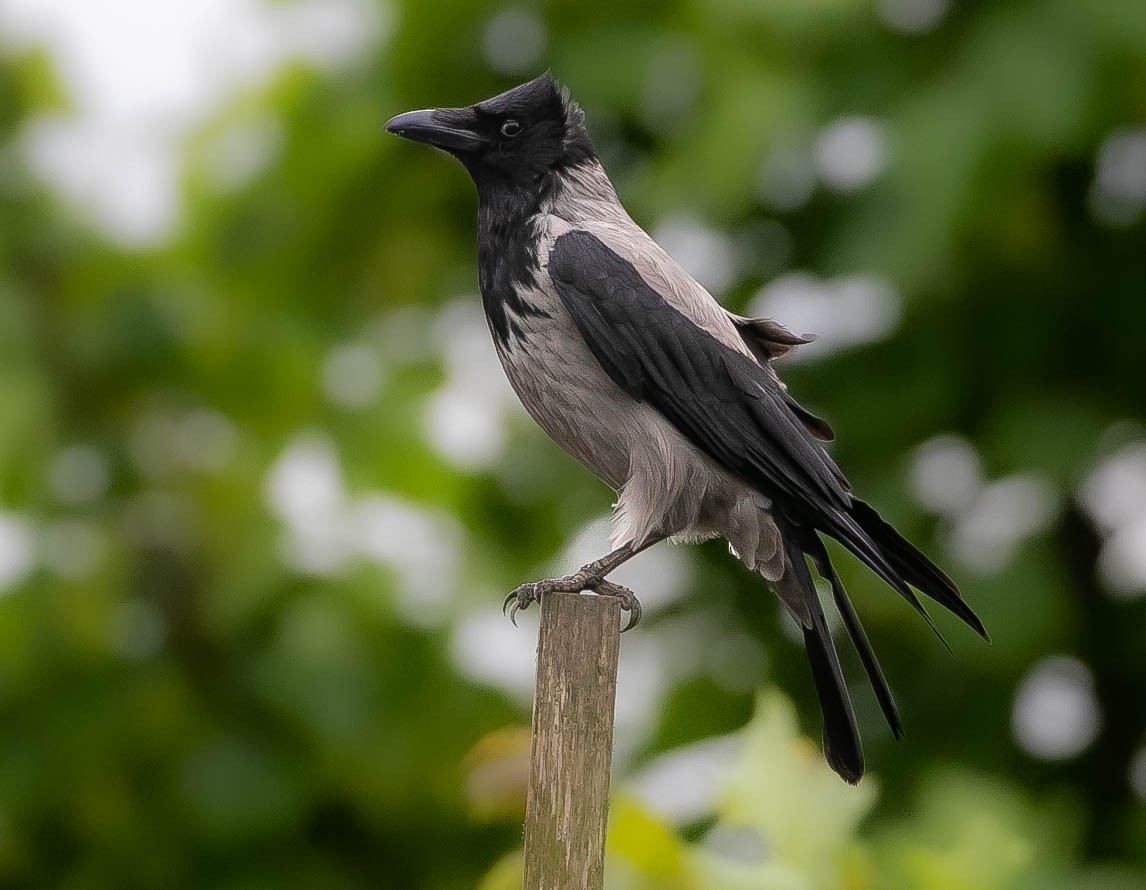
[385,73,595,196]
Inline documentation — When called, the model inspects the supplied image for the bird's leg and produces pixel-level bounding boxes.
[503,539,658,631]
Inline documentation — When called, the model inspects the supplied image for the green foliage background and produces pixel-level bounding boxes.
[1,1,1145,887]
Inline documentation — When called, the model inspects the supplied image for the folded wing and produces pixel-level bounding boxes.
[548,228,985,780]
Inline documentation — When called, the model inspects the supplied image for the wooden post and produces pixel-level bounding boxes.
[522,592,621,890]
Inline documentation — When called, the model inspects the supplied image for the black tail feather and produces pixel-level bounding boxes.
[802,532,904,740]
[848,499,988,640]
[770,499,981,781]
[781,532,864,783]
[803,617,864,784]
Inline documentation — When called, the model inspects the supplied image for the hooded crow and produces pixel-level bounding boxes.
[386,74,986,783]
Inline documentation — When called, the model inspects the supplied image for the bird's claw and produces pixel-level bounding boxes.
[502,574,642,631]
[503,582,543,627]
[502,575,578,626]
[595,580,642,632]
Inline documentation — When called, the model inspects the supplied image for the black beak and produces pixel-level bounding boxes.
[384,107,486,153]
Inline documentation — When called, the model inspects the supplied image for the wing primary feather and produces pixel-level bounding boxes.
[848,499,988,641]
[818,509,952,652]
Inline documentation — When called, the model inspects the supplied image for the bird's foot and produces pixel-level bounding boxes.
[502,570,642,631]
[502,569,597,626]
[594,579,642,632]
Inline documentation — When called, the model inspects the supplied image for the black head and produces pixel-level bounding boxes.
[385,74,595,196]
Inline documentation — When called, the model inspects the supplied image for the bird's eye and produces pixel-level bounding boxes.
[500,119,521,138]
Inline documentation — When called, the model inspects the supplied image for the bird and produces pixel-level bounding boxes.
[385,73,986,783]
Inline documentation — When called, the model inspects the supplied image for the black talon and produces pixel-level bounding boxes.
[623,598,642,632]
[503,568,643,631]
[504,582,542,626]
[595,580,642,631]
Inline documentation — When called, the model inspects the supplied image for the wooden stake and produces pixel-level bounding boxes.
[522,592,621,890]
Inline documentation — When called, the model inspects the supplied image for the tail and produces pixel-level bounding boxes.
[772,502,983,783]
[801,529,904,743]
[774,526,864,783]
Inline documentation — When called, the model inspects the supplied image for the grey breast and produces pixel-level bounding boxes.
[492,262,634,492]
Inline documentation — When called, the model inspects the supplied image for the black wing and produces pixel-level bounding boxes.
[549,230,852,520]
[548,230,982,626]
[548,229,985,778]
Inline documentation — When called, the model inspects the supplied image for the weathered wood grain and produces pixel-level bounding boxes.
[522,592,621,890]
